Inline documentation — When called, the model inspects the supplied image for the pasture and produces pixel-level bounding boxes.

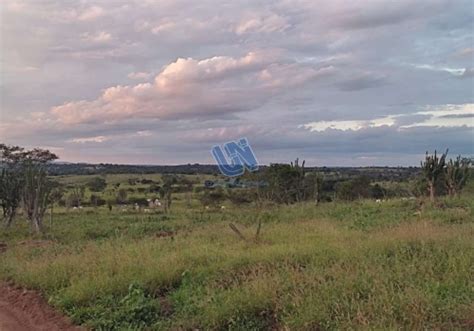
[0,174,473,330]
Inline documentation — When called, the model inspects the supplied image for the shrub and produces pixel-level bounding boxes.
[86,177,107,192]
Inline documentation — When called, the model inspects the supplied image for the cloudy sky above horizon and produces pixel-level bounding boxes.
[1,0,473,166]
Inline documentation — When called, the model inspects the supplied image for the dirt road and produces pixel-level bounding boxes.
[0,283,82,331]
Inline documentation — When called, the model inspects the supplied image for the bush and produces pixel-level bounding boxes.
[199,187,227,208]
[128,197,149,206]
[335,177,371,201]
[86,177,107,192]
[228,189,254,205]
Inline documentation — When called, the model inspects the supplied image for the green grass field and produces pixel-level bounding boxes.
[0,176,473,330]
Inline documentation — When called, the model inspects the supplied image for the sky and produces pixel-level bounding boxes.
[0,0,473,166]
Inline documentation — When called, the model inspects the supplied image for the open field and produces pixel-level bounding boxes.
[1,175,473,330]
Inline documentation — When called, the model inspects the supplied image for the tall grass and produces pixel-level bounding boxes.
[1,194,473,330]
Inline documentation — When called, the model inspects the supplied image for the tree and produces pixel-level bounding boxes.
[67,185,85,208]
[160,175,176,213]
[335,177,371,201]
[1,145,26,227]
[22,161,53,233]
[87,177,107,192]
[0,144,25,163]
[0,168,23,227]
[265,163,301,204]
[445,155,471,196]
[0,144,58,228]
[290,158,306,202]
[0,144,58,164]
[421,150,448,202]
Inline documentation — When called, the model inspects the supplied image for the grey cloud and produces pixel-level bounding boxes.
[1,0,473,165]
[336,73,388,92]
[460,68,474,78]
[439,113,474,119]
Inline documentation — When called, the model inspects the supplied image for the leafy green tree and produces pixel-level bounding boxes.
[0,144,58,164]
[421,150,448,201]
[265,163,301,204]
[0,144,58,228]
[445,155,471,196]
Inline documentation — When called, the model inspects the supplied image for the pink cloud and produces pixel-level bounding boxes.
[77,6,104,21]
[49,52,325,125]
[235,13,290,35]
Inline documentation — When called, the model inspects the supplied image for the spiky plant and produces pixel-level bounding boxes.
[445,155,471,196]
[290,158,306,202]
[421,149,448,202]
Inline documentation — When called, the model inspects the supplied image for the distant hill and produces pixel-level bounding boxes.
[45,162,421,181]
[46,162,221,176]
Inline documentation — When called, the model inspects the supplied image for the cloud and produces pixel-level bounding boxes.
[128,72,152,80]
[331,0,447,30]
[69,136,109,144]
[301,104,474,132]
[77,6,105,21]
[336,72,388,91]
[81,31,112,43]
[2,0,473,165]
[413,64,472,77]
[454,47,474,58]
[50,52,328,124]
[155,52,267,88]
[151,22,176,34]
[235,13,290,35]
[300,117,396,132]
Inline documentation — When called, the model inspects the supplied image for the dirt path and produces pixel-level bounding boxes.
[0,283,83,331]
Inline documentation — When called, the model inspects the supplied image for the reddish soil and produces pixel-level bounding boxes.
[0,282,84,331]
